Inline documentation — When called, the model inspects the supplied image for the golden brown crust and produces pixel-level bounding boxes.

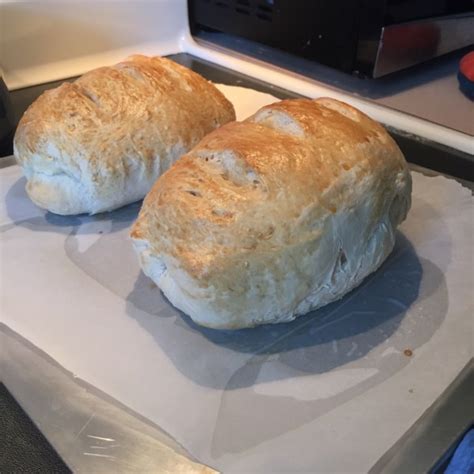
[13,55,235,214]
[131,98,407,279]
[131,97,411,328]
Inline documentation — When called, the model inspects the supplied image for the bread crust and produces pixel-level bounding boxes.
[13,55,235,215]
[131,98,412,329]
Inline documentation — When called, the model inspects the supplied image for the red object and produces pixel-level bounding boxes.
[460,51,474,82]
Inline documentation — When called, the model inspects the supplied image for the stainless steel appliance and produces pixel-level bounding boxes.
[189,0,474,77]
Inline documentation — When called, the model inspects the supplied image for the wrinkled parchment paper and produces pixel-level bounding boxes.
[1,85,472,473]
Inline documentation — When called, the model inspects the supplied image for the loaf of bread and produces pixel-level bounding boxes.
[13,55,235,215]
[131,98,411,329]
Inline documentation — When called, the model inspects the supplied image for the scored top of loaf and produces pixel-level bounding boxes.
[14,55,235,182]
[131,98,408,281]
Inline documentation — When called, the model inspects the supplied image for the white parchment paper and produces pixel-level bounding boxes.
[1,86,473,473]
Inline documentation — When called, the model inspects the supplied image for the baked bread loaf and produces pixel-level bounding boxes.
[131,98,411,329]
[13,55,235,215]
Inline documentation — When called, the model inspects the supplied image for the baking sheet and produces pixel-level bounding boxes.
[1,85,473,473]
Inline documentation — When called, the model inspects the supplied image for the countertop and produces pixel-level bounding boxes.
[195,32,474,137]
